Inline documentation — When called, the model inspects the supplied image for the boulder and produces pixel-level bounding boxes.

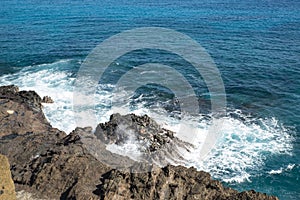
[41,96,54,104]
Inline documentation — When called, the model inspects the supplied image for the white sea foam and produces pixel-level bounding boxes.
[106,124,144,161]
[268,164,296,175]
[269,168,283,175]
[0,60,77,133]
[105,97,294,183]
[0,61,295,184]
[197,115,294,183]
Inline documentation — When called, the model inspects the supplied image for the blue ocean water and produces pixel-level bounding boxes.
[0,0,299,199]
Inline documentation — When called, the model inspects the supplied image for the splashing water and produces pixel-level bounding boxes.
[0,60,294,184]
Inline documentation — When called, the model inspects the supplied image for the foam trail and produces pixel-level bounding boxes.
[268,164,296,175]
[181,113,294,183]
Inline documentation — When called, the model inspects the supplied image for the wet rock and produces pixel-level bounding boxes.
[0,154,16,200]
[97,113,178,149]
[41,96,54,104]
[95,113,193,166]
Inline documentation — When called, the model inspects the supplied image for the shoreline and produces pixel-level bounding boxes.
[0,85,278,200]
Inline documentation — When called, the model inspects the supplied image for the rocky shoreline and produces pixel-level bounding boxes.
[0,85,278,200]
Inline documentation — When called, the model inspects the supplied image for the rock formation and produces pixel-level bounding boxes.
[97,165,277,200]
[0,85,279,200]
[95,113,193,166]
[41,96,54,104]
[0,85,52,137]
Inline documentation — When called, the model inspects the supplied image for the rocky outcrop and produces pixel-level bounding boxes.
[95,113,193,166]
[97,165,277,200]
[0,154,16,200]
[95,113,175,146]
[0,127,278,200]
[0,85,279,200]
[41,96,54,104]
[0,85,51,137]
[0,128,110,199]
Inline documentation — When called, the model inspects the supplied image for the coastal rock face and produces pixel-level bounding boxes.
[0,154,16,200]
[97,165,277,200]
[0,85,51,137]
[0,85,279,200]
[0,129,111,200]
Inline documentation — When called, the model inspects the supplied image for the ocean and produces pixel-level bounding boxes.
[0,0,299,199]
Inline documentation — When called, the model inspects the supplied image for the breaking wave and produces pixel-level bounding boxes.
[0,60,294,183]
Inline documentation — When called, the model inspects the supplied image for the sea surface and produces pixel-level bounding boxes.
[0,0,299,199]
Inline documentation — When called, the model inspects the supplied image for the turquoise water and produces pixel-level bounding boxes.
[1,0,299,199]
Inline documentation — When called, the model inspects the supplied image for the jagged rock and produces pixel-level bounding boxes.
[0,129,110,199]
[0,125,135,199]
[96,165,278,200]
[41,96,54,104]
[0,85,279,200]
[0,154,16,200]
[96,113,175,145]
[0,85,51,137]
[95,113,193,166]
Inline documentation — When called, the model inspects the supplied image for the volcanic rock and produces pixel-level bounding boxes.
[95,113,194,166]
[0,124,136,199]
[41,96,54,104]
[95,113,175,146]
[0,128,110,199]
[96,165,278,200]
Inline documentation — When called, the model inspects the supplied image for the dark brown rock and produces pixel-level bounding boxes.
[95,113,193,166]
[96,165,278,200]
[41,96,54,104]
[0,128,110,200]
[95,113,175,146]
[0,85,51,137]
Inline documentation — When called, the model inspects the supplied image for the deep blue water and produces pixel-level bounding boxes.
[1,0,299,199]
